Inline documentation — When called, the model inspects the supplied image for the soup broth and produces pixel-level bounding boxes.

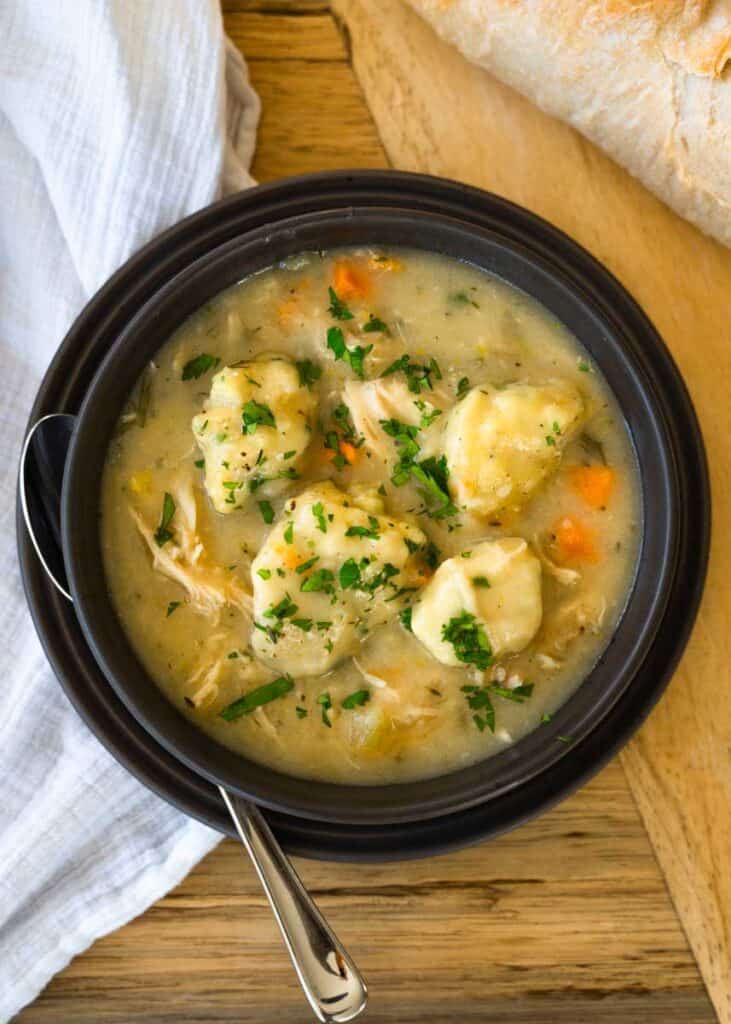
[101,248,641,784]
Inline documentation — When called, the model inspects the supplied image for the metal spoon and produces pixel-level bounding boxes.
[20,414,368,1024]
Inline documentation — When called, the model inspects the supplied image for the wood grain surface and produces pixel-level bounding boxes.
[16,2,726,1021]
[329,3,731,1021]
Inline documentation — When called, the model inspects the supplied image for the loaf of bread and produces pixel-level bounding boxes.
[405,0,731,247]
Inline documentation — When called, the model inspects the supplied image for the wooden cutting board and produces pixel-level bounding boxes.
[17,2,728,1021]
[329,0,731,1019]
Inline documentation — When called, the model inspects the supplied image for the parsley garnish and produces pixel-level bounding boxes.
[326,326,372,378]
[283,520,294,544]
[442,611,493,670]
[242,400,276,435]
[258,500,274,524]
[291,618,313,632]
[257,568,272,580]
[219,675,294,721]
[181,353,219,381]
[327,286,354,321]
[194,458,205,469]
[345,516,380,540]
[312,502,327,533]
[381,354,441,394]
[300,568,335,594]
[166,601,181,617]
[296,706,308,719]
[318,692,333,727]
[472,576,490,588]
[399,606,413,632]
[154,492,176,547]
[339,558,362,590]
[414,400,442,429]
[296,359,322,388]
[362,314,389,334]
[461,684,495,732]
[342,689,370,709]
[295,556,319,575]
[456,377,471,400]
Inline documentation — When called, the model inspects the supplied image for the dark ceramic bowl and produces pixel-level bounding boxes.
[22,171,709,834]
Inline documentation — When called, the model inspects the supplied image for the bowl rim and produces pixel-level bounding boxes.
[51,174,704,831]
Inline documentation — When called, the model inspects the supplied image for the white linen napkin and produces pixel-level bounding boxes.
[0,3,260,1018]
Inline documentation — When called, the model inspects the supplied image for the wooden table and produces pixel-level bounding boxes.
[18,2,730,1021]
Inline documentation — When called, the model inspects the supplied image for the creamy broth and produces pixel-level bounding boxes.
[101,248,641,784]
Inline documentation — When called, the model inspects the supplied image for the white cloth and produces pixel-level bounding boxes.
[0,3,259,1019]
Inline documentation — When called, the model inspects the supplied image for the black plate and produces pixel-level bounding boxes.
[18,171,710,858]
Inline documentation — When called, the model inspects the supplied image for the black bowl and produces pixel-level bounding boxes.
[24,171,709,833]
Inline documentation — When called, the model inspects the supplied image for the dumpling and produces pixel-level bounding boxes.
[411,538,542,667]
[250,481,430,675]
[192,358,317,514]
[443,381,585,516]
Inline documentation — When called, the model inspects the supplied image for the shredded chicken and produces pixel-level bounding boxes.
[352,659,439,721]
[532,533,581,586]
[130,478,251,624]
[543,594,607,656]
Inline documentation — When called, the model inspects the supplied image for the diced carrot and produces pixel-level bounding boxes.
[323,439,359,465]
[339,440,359,465]
[570,465,615,509]
[333,261,372,300]
[553,516,597,562]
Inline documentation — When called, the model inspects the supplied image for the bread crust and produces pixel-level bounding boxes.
[407,0,731,245]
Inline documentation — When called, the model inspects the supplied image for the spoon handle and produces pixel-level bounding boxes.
[220,787,368,1023]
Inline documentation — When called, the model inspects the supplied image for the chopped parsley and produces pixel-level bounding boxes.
[489,682,534,703]
[381,353,442,395]
[300,568,336,594]
[339,558,362,590]
[399,606,413,632]
[219,674,294,721]
[442,611,493,670]
[166,600,181,617]
[296,359,322,388]
[342,689,371,709]
[312,502,327,533]
[345,516,380,540]
[295,706,308,719]
[327,286,354,321]
[317,692,333,727]
[295,556,319,575]
[257,568,272,580]
[380,420,457,518]
[283,520,294,544]
[362,314,389,334]
[242,400,276,435]
[258,500,275,524]
[414,400,443,429]
[194,458,205,469]
[326,326,372,379]
[461,684,495,733]
[154,492,176,547]
[456,377,471,400]
[578,359,590,372]
[181,353,219,381]
[291,618,313,632]
[472,576,490,588]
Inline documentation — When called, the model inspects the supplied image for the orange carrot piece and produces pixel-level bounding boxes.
[570,465,615,509]
[323,439,358,465]
[284,548,303,570]
[553,516,597,562]
[333,261,371,300]
[339,440,359,465]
